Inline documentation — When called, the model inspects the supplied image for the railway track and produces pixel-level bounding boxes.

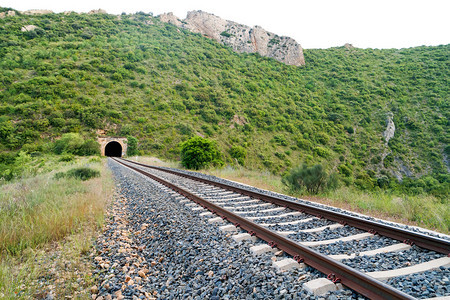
[111,157,450,299]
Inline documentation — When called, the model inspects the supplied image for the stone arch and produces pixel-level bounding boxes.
[98,137,127,157]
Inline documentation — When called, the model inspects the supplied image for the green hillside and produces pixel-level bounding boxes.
[0,9,448,197]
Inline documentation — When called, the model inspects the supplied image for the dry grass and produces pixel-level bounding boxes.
[0,157,113,298]
[205,166,449,234]
[120,156,450,233]
[131,156,180,168]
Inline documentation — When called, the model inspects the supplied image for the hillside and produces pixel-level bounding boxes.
[0,9,448,197]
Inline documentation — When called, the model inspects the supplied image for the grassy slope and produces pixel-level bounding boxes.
[0,10,448,194]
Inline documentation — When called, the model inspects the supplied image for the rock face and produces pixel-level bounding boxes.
[160,10,305,66]
[0,10,16,18]
[383,112,395,144]
[159,12,183,27]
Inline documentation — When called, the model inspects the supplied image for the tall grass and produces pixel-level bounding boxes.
[0,157,113,297]
[320,187,449,233]
[205,166,449,234]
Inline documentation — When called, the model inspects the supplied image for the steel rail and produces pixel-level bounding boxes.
[121,158,450,256]
[113,158,414,299]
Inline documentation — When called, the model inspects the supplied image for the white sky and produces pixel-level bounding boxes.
[3,0,449,49]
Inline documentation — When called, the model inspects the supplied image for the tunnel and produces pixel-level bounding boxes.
[104,141,122,157]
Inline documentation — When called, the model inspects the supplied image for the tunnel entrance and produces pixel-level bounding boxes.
[104,141,122,157]
[98,136,127,156]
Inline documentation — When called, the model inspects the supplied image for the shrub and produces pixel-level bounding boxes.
[377,175,390,189]
[59,154,74,162]
[338,164,352,177]
[220,31,231,37]
[314,146,332,158]
[79,139,100,156]
[345,126,354,134]
[229,146,247,165]
[282,164,335,194]
[180,136,223,170]
[53,133,84,155]
[273,135,288,146]
[127,136,138,156]
[296,138,311,150]
[55,167,100,181]
[327,172,340,190]
[316,132,330,145]
[53,134,100,156]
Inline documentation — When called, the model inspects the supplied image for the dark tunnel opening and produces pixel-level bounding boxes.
[104,141,122,157]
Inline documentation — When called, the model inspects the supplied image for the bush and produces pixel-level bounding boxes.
[180,136,223,170]
[220,31,231,37]
[282,164,336,194]
[55,167,100,181]
[273,135,288,146]
[59,154,74,162]
[229,146,247,165]
[79,139,100,156]
[297,138,311,150]
[127,136,138,156]
[338,164,352,177]
[53,133,84,155]
[314,146,332,158]
[53,133,100,156]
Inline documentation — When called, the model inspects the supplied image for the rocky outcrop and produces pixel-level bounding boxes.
[88,9,107,14]
[344,43,355,50]
[160,10,305,66]
[21,25,38,32]
[383,112,395,143]
[159,12,183,27]
[22,9,53,15]
[0,10,16,18]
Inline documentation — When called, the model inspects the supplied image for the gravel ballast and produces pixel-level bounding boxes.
[147,164,449,242]
[387,267,450,299]
[92,159,359,299]
[342,247,444,272]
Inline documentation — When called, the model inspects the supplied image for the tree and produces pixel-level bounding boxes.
[127,136,138,156]
[180,136,223,170]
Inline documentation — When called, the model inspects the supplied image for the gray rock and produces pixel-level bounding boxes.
[159,10,305,66]
[21,25,38,32]
[22,9,53,15]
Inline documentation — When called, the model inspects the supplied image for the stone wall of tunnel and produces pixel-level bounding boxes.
[98,137,127,157]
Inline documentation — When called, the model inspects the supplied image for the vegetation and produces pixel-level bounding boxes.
[0,156,112,297]
[126,155,449,233]
[54,167,100,181]
[180,136,223,169]
[229,145,247,166]
[126,135,139,156]
[53,133,100,156]
[203,163,449,233]
[282,163,338,194]
[0,9,447,199]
